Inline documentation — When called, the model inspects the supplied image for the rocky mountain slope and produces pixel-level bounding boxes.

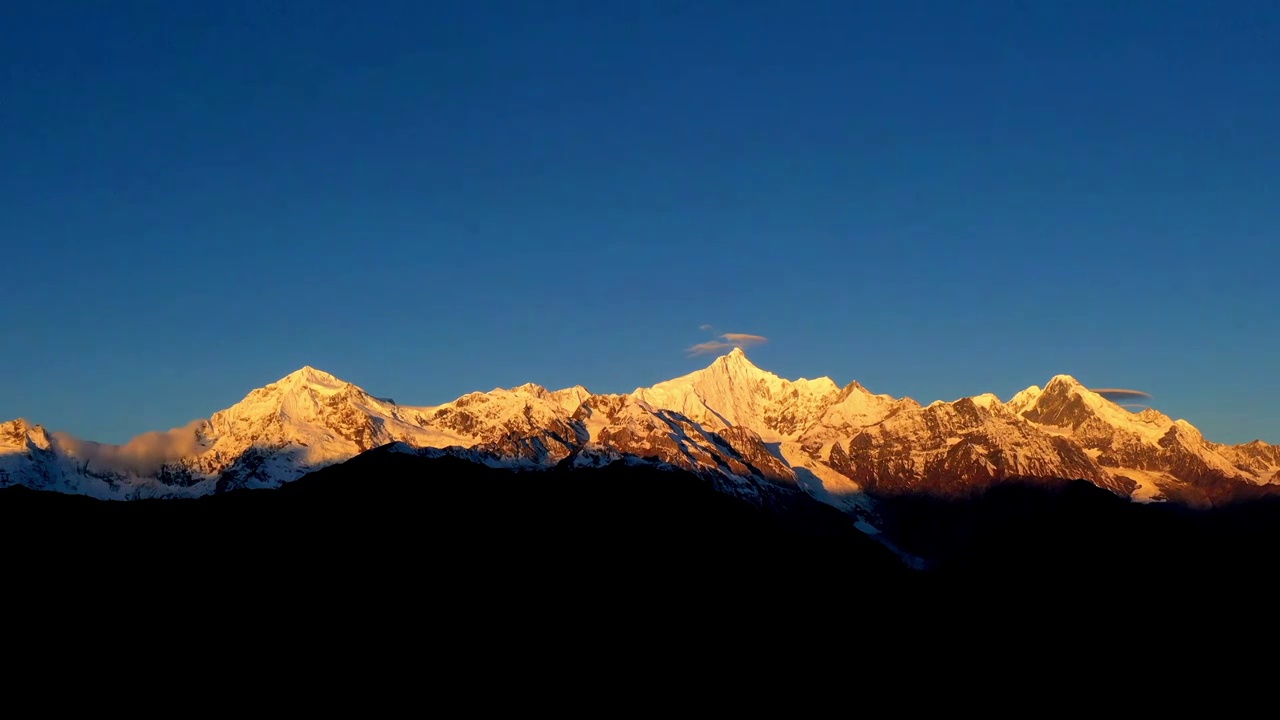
[2,349,1276,511]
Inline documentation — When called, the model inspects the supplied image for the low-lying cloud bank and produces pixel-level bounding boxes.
[52,420,208,476]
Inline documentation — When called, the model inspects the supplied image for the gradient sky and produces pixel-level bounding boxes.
[3,1,1278,444]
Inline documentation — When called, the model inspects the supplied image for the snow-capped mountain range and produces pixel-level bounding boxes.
[2,348,1277,511]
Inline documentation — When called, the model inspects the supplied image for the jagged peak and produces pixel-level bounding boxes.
[709,346,763,372]
[637,349,771,395]
[546,385,593,406]
[793,375,839,392]
[506,382,549,395]
[701,351,847,403]
[4,417,48,434]
[1136,407,1170,422]
[1,418,49,450]
[842,380,868,393]
[481,382,591,400]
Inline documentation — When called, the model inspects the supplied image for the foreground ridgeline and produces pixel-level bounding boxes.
[4,450,1278,603]
[2,349,1274,510]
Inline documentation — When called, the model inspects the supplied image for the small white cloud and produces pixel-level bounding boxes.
[687,332,769,356]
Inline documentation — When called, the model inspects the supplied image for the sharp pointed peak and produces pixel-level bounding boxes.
[837,380,872,399]
[267,366,356,394]
[708,346,762,370]
[710,346,748,362]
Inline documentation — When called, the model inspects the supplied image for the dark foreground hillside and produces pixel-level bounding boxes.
[0,449,911,613]
[873,479,1280,596]
[7,449,1280,629]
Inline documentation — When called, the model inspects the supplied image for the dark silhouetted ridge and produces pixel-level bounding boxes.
[0,449,911,615]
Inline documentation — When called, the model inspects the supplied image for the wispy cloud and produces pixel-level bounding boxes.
[687,332,769,356]
[698,324,714,331]
[688,341,735,355]
[52,420,208,476]
[1092,388,1153,402]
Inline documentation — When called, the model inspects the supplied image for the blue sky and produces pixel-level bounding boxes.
[3,1,1277,444]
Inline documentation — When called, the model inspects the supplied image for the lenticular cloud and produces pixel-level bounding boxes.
[688,332,768,356]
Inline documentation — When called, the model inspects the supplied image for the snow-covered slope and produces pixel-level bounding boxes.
[0,419,82,494]
[566,392,801,502]
[632,348,842,441]
[824,395,1132,498]
[0,367,593,498]
[1012,375,1266,503]
[2,351,1274,511]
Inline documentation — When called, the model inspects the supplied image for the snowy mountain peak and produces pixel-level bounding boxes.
[703,349,841,393]
[273,366,349,394]
[1137,407,1169,423]
[1172,418,1202,439]
[630,350,843,440]
[470,382,594,416]
[969,393,1003,410]
[711,346,764,373]
[5,356,1276,509]
[544,385,593,414]
[1045,374,1084,390]
[1,418,48,450]
[1021,375,1131,428]
[1004,385,1043,418]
